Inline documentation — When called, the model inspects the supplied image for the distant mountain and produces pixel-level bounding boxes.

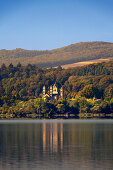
[0,41,113,67]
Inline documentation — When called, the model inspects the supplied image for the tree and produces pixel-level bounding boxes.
[91,101,110,114]
[79,97,91,113]
[56,100,69,113]
[104,84,113,100]
[8,63,14,69]
[79,84,98,99]
[69,99,79,114]
[17,62,22,68]
[1,63,6,71]
[110,98,113,112]
[19,88,27,98]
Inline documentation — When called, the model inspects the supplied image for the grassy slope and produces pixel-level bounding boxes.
[61,58,112,69]
[0,41,113,67]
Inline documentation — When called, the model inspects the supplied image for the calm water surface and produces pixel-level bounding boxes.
[0,120,113,170]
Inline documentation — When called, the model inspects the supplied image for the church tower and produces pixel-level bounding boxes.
[50,86,53,96]
[53,84,58,95]
[43,86,46,95]
[60,87,64,99]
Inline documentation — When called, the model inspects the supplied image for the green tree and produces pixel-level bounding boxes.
[69,99,79,114]
[19,88,27,97]
[79,97,90,113]
[104,84,113,100]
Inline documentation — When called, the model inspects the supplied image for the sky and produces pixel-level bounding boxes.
[0,0,113,50]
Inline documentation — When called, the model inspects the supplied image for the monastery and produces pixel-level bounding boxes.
[42,84,64,100]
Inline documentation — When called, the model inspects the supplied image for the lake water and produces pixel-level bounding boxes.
[0,120,113,170]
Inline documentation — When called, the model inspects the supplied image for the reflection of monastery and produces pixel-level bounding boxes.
[43,123,63,152]
[43,84,64,100]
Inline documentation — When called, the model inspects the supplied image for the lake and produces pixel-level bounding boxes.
[0,120,113,170]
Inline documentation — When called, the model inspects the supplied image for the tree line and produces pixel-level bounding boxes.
[0,61,113,118]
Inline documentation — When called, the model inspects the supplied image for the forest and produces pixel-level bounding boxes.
[0,61,113,118]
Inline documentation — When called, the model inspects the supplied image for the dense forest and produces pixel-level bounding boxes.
[0,41,113,67]
[1,61,113,118]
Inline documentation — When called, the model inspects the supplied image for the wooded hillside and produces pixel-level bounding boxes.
[0,41,113,67]
[1,61,113,118]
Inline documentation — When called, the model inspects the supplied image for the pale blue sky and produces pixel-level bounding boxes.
[0,0,113,50]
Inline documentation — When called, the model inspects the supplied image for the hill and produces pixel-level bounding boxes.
[0,41,113,67]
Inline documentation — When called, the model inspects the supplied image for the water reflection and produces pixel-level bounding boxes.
[0,120,113,170]
[43,123,63,153]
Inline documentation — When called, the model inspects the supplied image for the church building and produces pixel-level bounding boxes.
[42,84,64,100]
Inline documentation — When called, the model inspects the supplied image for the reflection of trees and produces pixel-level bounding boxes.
[0,122,113,169]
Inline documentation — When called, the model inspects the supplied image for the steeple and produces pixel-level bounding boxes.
[50,86,53,96]
[43,86,46,95]
[60,87,64,98]
[53,84,58,95]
